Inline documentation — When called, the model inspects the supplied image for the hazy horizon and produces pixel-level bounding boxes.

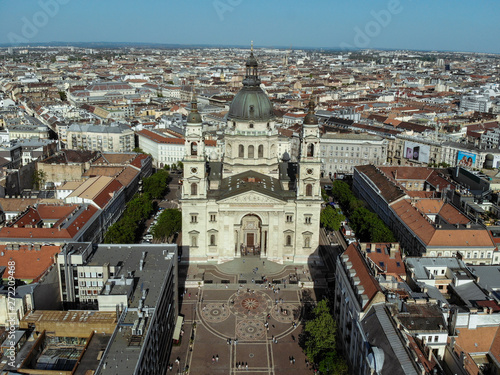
[0,0,499,54]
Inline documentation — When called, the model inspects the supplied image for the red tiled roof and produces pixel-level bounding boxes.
[0,204,99,240]
[92,179,123,209]
[343,244,382,309]
[137,129,184,144]
[438,203,470,225]
[0,245,60,282]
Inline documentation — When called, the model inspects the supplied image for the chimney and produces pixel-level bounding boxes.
[390,244,396,259]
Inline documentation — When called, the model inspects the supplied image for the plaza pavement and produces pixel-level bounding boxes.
[169,257,324,374]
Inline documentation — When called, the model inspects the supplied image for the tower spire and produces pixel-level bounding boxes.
[251,40,253,52]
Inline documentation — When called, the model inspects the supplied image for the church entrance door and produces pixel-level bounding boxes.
[240,214,261,257]
[247,233,254,247]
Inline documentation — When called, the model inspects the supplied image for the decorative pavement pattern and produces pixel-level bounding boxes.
[235,319,266,340]
[229,290,273,319]
[271,302,300,324]
[201,303,230,323]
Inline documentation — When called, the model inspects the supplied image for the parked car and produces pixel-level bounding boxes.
[144,234,153,240]
[324,185,332,191]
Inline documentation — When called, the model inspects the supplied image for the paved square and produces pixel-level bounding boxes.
[169,258,322,374]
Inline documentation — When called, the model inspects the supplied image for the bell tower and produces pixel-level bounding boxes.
[297,98,321,199]
[183,92,207,199]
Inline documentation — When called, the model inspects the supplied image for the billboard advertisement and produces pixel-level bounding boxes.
[404,141,430,163]
[457,151,477,167]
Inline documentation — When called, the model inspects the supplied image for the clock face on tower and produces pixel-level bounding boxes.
[307,168,313,175]
[191,167,198,174]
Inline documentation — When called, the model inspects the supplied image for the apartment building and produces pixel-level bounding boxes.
[67,123,134,152]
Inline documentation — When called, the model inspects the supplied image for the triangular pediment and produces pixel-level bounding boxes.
[218,190,285,204]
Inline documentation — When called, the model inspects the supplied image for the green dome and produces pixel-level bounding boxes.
[187,99,202,124]
[187,111,202,124]
[227,86,274,122]
[303,99,318,125]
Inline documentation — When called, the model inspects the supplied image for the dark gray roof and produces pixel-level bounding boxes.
[469,265,500,292]
[208,170,295,201]
[362,304,420,375]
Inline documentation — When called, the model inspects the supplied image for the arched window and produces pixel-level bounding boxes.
[191,183,197,196]
[248,145,254,158]
[286,235,292,246]
[239,144,244,157]
[258,145,264,158]
[191,142,198,156]
[306,184,313,196]
[307,143,314,157]
[210,235,216,246]
[191,236,197,247]
[304,237,310,248]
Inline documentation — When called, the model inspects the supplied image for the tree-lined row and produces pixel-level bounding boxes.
[331,180,395,243]
[104,169,171,244]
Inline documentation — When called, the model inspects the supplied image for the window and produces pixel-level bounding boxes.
[239,144,244,157]
[191,183,197,196]
[258,145,264,158]
[304,237,310,248]
[434,336,439,342]
[210,235,216,246]
[210,214,216,222]
[190,142,198,156]
[305,216,312,224]
[286,215,293,223]
[191,215,198,223]
[191,236,197,247]
[249,123,254,129]
[248,145,254,158]
[286,235,292,246]
[307,143,314,157]
[306,184,313,196]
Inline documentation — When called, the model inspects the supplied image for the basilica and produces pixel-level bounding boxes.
[180,51,322,264]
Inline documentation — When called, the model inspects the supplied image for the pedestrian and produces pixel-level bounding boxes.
[245,362,248,369]
[216,354,219,362]
[292,334,295,342]
[289,356,292,364]
[212,355,215,364]
[292,356,295,364]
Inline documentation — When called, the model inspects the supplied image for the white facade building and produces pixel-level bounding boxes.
[320,133,387,177]
[181,53,322,264]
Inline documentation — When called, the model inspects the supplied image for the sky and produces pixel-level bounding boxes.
[0,0,499,53]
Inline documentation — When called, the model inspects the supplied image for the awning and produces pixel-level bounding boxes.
[172,316,184,341]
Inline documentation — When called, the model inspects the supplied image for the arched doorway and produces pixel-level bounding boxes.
[239,214,262,256]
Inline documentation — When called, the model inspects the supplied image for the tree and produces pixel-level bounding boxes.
[152,209,181,242]
[303,300,337,361]
[301,299,348,375]
[133,147,145,153]
[32,170,47,190]
[143,170,170,199]
[320,206,345,231]
[176,161,184,170]
[318,352,349,375]
[321,188,329,202]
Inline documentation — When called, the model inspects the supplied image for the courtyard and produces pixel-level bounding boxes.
[169,257,324,374]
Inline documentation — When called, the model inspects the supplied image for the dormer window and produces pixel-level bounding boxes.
[249,123,254,129]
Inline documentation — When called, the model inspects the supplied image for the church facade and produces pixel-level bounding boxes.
[180,51,322,264]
